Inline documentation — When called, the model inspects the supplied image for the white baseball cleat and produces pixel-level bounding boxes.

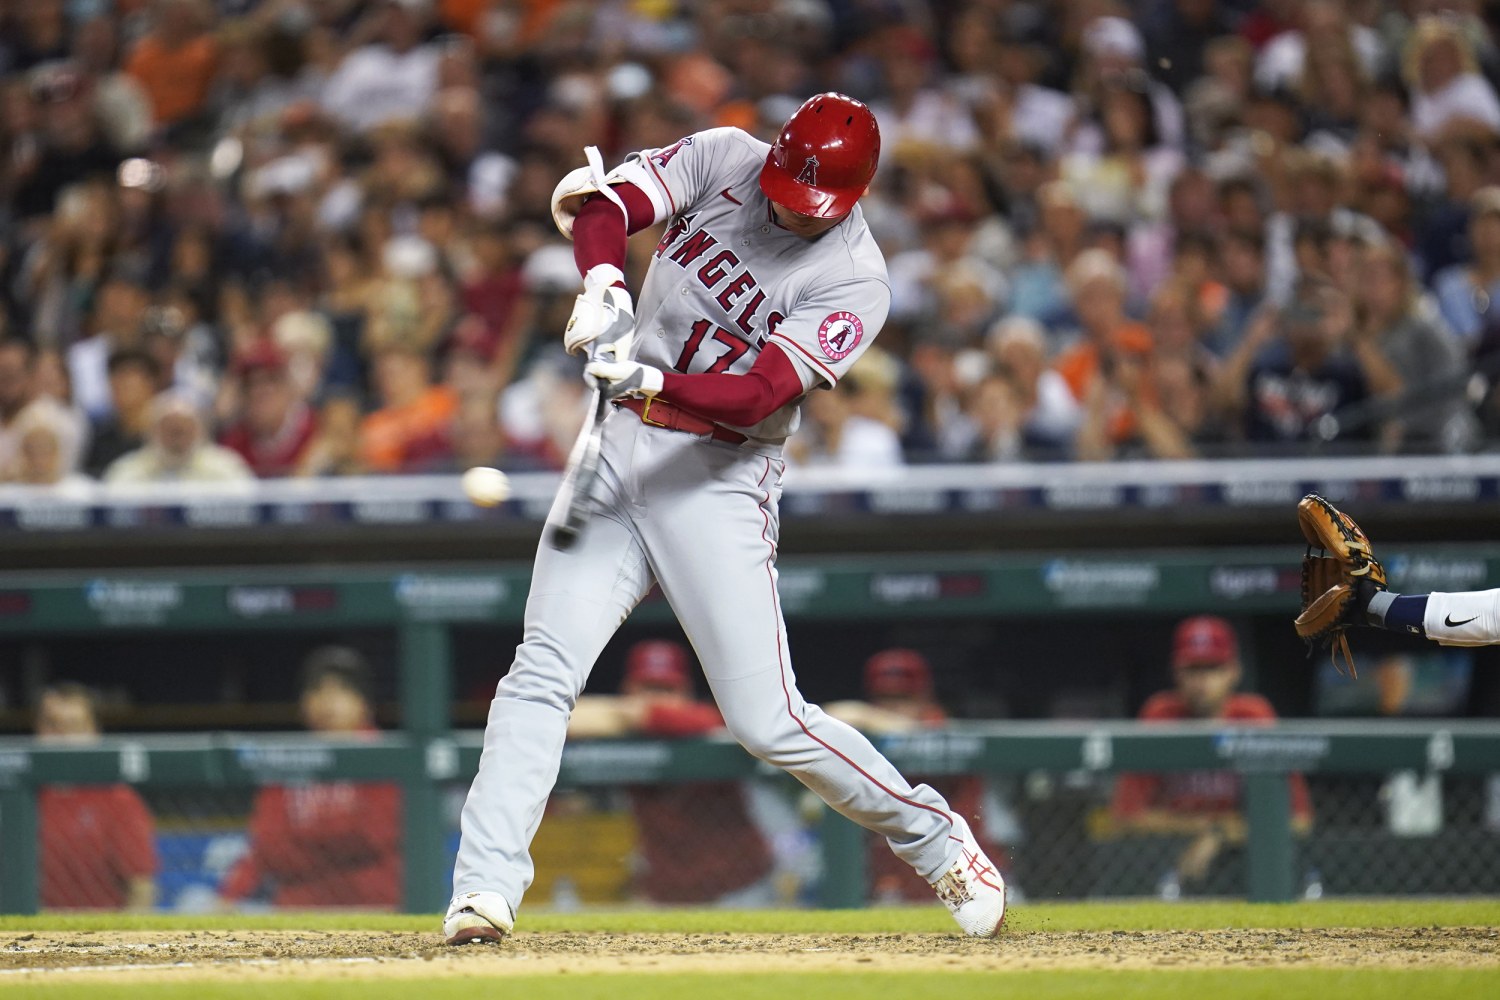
[929,815,1007,937]
[443,891,514,946]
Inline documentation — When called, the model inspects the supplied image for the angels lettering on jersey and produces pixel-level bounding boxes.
[653,211,785,355]
[605,125,890,437]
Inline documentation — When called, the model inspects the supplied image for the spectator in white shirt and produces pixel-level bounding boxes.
[67,274,150,422]
[987,316,1082,455]
[105,391,253,484]
[1254,0,1387,92]
[987,36,1076,157]
[0,337,85,480]
[1404,16,1500,141]
[6,409,92,494]
[1074,15,1184,152]
[786,379,904,471]
[320,0,439,133]
[868,26,979,157]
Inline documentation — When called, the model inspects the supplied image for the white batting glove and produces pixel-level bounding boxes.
[564,264,634,355]
[585,358,663,400]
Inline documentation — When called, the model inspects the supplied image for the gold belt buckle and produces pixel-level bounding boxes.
[639,397,669,428]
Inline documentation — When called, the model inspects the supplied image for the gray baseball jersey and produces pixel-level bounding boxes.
[608,127,891,442]
[451,127,963,922]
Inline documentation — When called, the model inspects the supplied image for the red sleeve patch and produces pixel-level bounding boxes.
[817,312,863,360]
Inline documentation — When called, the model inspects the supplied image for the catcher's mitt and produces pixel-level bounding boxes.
[1294,494,1387,676]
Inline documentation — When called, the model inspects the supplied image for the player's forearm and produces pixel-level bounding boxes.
[822,700,921,734]
[568,695,639,738]
[1133,403,1197,460]
[1352,340,1405,398]
[1113,809,1223,836]
[125,876,156,912]
[642,701,724,737]
[1072,381,1113,461]
[572,185,657,279]
[217,856,260,902]
[658,347,804,426]
[1211,354,1251,415]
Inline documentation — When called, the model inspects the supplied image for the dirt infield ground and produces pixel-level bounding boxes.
[2,926,1497,984]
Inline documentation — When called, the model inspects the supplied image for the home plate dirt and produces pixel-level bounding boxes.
[2,928,1497,982]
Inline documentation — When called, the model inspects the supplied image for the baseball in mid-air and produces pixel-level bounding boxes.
[461,466,511,507]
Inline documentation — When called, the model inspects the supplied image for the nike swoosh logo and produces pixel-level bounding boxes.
[719,187,742,205]
[1444,614,1479,627]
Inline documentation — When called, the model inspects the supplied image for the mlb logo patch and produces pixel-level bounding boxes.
[817,312,863,361]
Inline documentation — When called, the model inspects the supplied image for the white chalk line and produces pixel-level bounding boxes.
[0,955,388,976]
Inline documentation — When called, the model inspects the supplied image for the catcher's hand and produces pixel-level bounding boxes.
[1294,493,1387,676]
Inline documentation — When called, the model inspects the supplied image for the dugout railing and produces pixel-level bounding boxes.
[1,552,1498,913]
[3,721,1499,914]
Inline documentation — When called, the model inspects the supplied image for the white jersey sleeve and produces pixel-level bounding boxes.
[610,127,766,226]
[1423,590,1500,646]
[767,278,890,389]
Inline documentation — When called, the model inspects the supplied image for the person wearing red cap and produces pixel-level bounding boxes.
[567,640,776,905]
[218,341,318,478]
[448,92,1005,945]
[826,649,1009,904]
[1111,616,1312,895]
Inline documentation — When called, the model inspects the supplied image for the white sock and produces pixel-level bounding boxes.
[1423,590,1500,647]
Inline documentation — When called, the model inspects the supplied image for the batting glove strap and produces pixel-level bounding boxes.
[585,359,663,399]
[582,263,625,294]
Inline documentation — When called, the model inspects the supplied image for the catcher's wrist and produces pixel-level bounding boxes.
[1364,589,1398,627]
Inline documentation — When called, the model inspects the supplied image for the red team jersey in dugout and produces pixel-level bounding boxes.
[862,705,1005,902]
[627,700,774,903]
[39,785,157,909]
[219,781,402,907]
[606,126,891,439]
[1111,693,1314,823]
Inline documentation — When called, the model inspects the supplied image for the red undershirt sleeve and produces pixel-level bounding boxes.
[572,184,658,278]
[641,701,726,738]
[657,345,806,427]
[573,182,804,427]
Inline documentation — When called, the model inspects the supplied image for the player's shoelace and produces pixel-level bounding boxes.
[931,867,975,908]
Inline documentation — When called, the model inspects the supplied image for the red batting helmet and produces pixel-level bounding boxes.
[1171,615,1238,670]
[623,640,691,692]
[759,93,880,219]
[864,648,933,700]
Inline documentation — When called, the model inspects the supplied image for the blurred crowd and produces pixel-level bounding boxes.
[5,0,1500,486]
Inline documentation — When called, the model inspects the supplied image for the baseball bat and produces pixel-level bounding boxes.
[547,367,610,552]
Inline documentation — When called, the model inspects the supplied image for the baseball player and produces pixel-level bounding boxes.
[569,640,778,906]
[445,93,1005,943]
[828,648,1010,905]
[34,683,158,911]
